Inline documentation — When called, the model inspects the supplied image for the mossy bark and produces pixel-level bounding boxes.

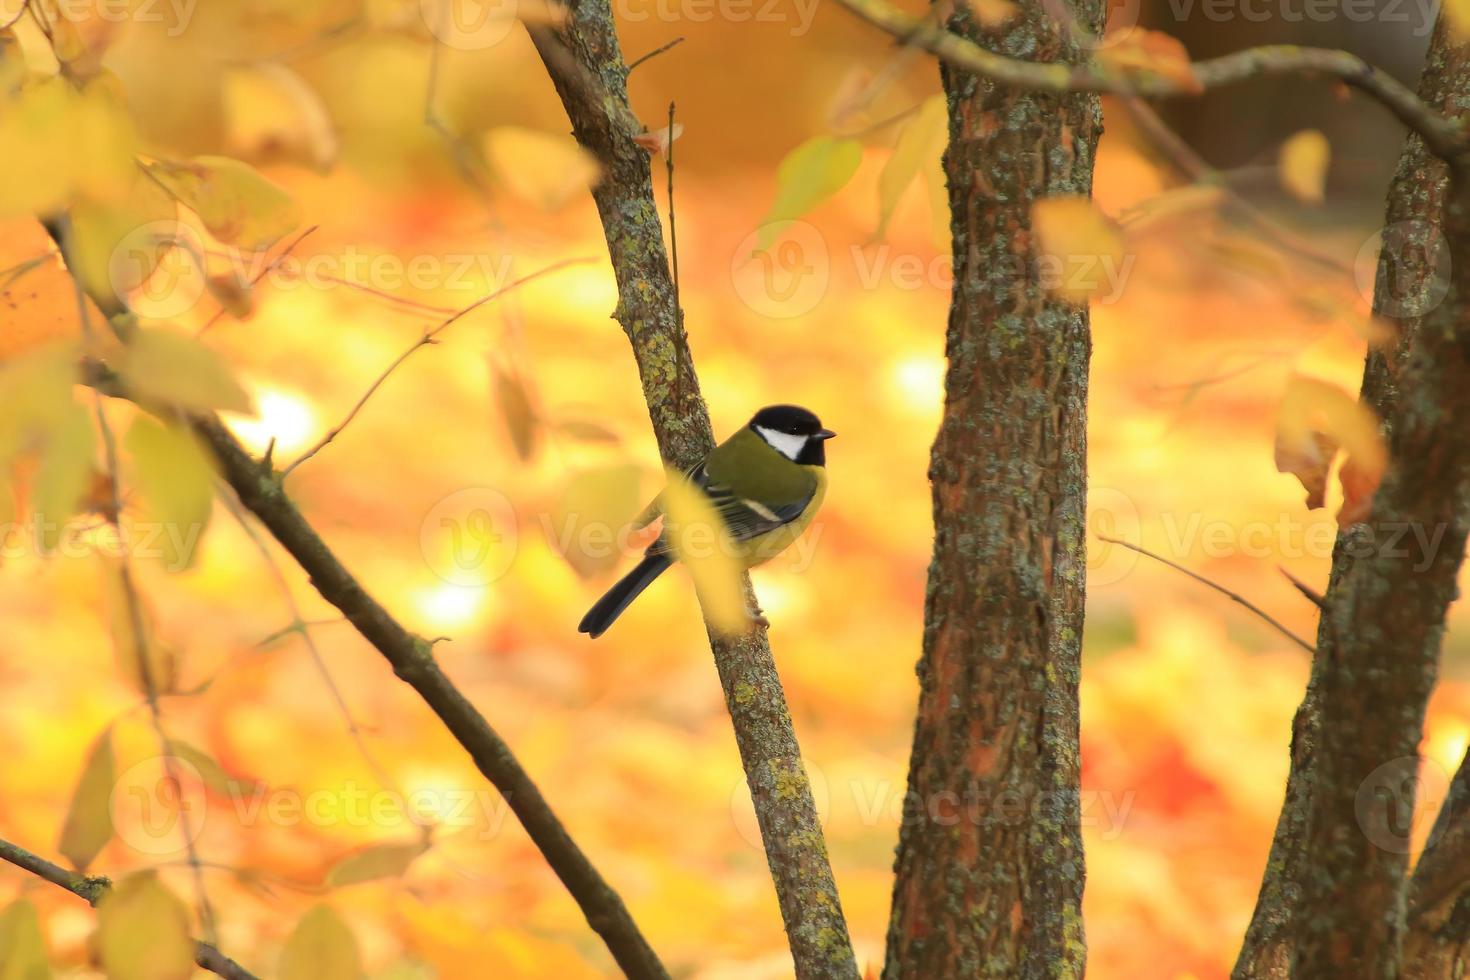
[527,10,860,978]
[882,3,1102,977]
[1234,18,1470,979]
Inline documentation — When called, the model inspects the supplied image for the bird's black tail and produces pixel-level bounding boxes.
[578,553,673,638]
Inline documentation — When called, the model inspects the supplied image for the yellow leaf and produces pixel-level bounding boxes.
[167,739,259,798]
[31,401,94,552]
[0,77,137,216]
[1030,195,1126,305]
[1274,374,1387,524]
[661,471,747,636]
[489,360,539,461]
[1279,129,1330,205]
[876,96,947,240]
[205,270,255,320]
[66,175,178,301]
[95,872,195,980]
[101,558,177,695]
[325,840,429,888]
[968,0,1018,25]
[482,127,601,211]
[223,63,337,171]
[549,464,645,579]
[116,329,254,415]
[0,343,82,465]
[279,905,363,980]
[1096,27,1201,93]
[0,28,27,95]
[758,136,863,249]
[143,155,301,252]
[1450,0,1470,40]
[552,418,620,444]
[0,898,52,980]
[125,417,214,570]
[57,728,114,871]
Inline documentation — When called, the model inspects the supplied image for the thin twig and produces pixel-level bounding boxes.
[667,101,680,324]
[74,268,219,940]
[0,837,258,980]
[628,35,685,73]
[198,226,318,334]
[1118,98,1349,276]
[279,257,589,479]
[1097,533,1317,654]
[216,486,399,791]
[1279,565,1328,610]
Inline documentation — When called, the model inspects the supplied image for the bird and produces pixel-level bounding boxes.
[577,404,835,638]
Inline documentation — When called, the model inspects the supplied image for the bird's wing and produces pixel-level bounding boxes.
[689,460,815,542]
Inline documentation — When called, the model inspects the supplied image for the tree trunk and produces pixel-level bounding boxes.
[882,4,1102,977]
[1234,18,1470,979]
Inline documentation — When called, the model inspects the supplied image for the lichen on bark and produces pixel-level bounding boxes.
[882,2,1103,976]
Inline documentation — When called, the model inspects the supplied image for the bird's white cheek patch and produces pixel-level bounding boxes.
[755,426,808,461]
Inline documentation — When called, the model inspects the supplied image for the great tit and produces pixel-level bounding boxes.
[577,404,835,638]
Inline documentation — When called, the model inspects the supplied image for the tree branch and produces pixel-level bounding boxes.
[46,228,669,977]
[1405,750,1470,974]
[831,0,1468,161]
[1096,535,1316,655]
[1234,17,1470,977]
[0,837,258,980]
[525,9,859,977]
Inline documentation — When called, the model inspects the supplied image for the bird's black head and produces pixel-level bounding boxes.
[748,404,835,466]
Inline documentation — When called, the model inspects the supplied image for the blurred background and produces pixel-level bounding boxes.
[0,0,1465,976]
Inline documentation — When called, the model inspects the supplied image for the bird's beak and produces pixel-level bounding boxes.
[816,429,837,440]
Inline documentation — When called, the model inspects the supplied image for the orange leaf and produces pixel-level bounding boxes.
[632,122,684,156]
[1097,28,1202,93]
[1274,375,1387,525]
[1030,195,1127,305]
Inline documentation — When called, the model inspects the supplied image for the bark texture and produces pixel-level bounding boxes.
[527,9,860,977]
[882,3,1102,977]
[1235,19,1470,979]
[1405,749,1470,977]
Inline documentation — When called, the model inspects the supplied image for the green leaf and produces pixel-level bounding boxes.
[125,416,214,570]
[0,898,52,980]
[95,872,194,980]
[325,839,428,888]
[279,905,363,980]
[757,136,862,249]
[876,96,947,240]
[490,361,538,461]
[57,728,115,871]
[116,329,254,415]
[144,155,300,252]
